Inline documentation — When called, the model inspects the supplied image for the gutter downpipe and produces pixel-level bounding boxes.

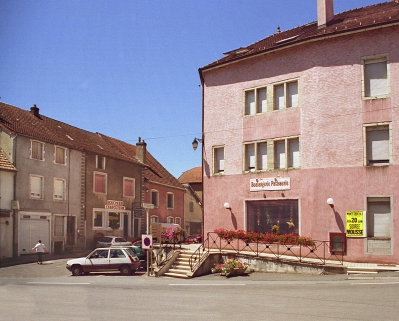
[199,68,205,242]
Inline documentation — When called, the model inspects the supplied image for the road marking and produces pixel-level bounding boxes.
[169,283,245,286]
[27,282,90,285]
[350,281,399,285]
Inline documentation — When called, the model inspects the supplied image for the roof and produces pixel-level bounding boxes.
[178,166,202,184]
[99,134,184,190]
[0,102,182,188]
[199,1,399,72]
[0,149,16,171]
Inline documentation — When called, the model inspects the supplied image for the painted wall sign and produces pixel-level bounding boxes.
[250,177,291,191]
[346,210,365,237]
[105,200,126,210]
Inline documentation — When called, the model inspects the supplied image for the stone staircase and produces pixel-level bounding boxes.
[346,263,399,275]
[163,250,196,278]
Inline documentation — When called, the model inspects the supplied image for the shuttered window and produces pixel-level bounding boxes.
[366,125,390,165]
[94,172,107,194]
[30,175,43,199]
[55,146,66,164]
[364,59,388,97]
[123,178,135,197]
[54,178,65,201]
[31,141,44,160]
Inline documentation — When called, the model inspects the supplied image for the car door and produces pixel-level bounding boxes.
[109,249,128,270]
[87,249,110,272]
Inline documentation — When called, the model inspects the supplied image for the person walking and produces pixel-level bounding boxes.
[32,240,47,264]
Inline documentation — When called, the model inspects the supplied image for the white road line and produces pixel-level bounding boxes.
[169,283,245,286]
[27,282,90,285]
[350,282,399,285]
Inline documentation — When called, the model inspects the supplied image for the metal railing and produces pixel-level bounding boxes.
[189,232,344,271]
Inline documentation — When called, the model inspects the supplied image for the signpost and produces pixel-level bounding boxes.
[142,203,154,275]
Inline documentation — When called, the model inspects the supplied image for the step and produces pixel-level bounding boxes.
[168,268,190,275]
[164,272,189,279]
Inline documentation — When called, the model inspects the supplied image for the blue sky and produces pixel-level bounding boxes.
[0,0,382,178]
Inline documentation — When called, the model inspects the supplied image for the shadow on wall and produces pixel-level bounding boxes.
[334,210,345,233]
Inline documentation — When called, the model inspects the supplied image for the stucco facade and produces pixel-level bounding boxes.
[199,1,399,264]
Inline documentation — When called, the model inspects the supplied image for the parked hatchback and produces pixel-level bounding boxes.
[66,247,140,276]
[96,236,132,248]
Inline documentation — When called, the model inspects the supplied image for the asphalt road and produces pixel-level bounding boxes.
[1,258,399,321]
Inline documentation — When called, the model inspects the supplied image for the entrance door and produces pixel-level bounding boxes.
[19,219,50,255]
[66,216,75,246]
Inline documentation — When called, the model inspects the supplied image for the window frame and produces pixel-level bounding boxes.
[213,145,225,175]
[273,79,299,110]
[363,122,391,166]
[93,210,105,229]
[361,54,390,99]
[54,146,67,165]
[123,177,135,198]
[167,193,174,209]
[30,174,44,199]
[273,137,300,170]
[243,140,268,172]
[30,140,45,161]
[151,190,159,207]
[96,155,106,169]
[175,217,181,225]
[93,171,107,194]
[151,215,159,223]
[167,216,174,224]
[244,86,267,116]
[54,178,66,201]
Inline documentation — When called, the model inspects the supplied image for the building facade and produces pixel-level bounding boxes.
[199,0,399,264]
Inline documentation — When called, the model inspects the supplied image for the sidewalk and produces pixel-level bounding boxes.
[0,251,88,268]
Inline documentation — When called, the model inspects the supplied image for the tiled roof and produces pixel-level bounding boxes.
[0,149,16,171]
[0,102,140,165]
[178,166,202,184]
[99,134,184,190]
[200,1,399,71]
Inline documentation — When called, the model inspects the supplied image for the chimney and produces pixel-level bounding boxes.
[30,104,40,117]
[317,0,334,29]
[136,136,147,163]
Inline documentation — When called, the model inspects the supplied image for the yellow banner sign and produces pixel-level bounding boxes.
[346,210,365,237]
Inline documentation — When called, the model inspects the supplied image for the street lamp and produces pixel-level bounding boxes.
[192,138,203,150]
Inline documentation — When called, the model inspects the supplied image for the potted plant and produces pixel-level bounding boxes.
[211,257,249,277]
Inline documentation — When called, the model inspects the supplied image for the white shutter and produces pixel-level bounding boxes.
[30,176,42,198]
[287,81,298,107]
[245,90,255,115]
[275,141,286,169]
[274,84,285,110]
[257,143,268,170]
[365,61,388,97]
[289,138,300,168]
[368,201,391,238]
[54,179,64,200]
[257,87,267,113]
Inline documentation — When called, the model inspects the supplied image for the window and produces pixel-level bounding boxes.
[175,217,181,225]
[54,178,66,201]
[108,212,120,230]
[367,197,391,254]
[94,210,104,228]
[96,155,105,169]
[54,216,65,236]
[167,193,174,209]
[213,146,225,174]
[167,216,174,224]
[362,55,389,98]
[274,80,298,110]
[55,146,66,165]
[189,201,194,212]
[365,124,390,166]
[30,175,43,199]
[123,177,135,197]
[31,140,44,161]
[274,137,300,169]
[151,215,159,223]
[246,199,298,235]
[244,86,267,115]
[329,233,346,254]
[151,190,159,207]
[244,141,267,172]
[94,172,107,194]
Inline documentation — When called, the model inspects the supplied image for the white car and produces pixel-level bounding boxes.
[96,236,132,248]
[66,247,140,276]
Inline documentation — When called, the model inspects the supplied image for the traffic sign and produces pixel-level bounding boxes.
[142,203,154,209]
[142,234,152,249]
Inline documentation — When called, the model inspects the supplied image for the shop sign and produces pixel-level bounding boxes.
[250,177,290,191]
[346,210,365,237]
[105,200,126,210]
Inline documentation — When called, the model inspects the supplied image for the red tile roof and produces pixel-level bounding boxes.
[178,166,202,184]
[0,149,16,171]
[200,1,399,71]
[0,102,181,188]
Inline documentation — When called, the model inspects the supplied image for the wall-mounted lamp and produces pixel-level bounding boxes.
[224,202,232,211]
[192,138,203,150]
[327,198,334,209]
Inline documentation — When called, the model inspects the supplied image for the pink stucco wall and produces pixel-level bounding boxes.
[201,26,399,264]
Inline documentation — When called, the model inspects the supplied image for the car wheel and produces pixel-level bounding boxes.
[71,265,83,276]
[120,265,131,276]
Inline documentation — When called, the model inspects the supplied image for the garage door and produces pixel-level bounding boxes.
[19,218,50,255]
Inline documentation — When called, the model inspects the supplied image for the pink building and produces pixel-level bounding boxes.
[199,0,399,264]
